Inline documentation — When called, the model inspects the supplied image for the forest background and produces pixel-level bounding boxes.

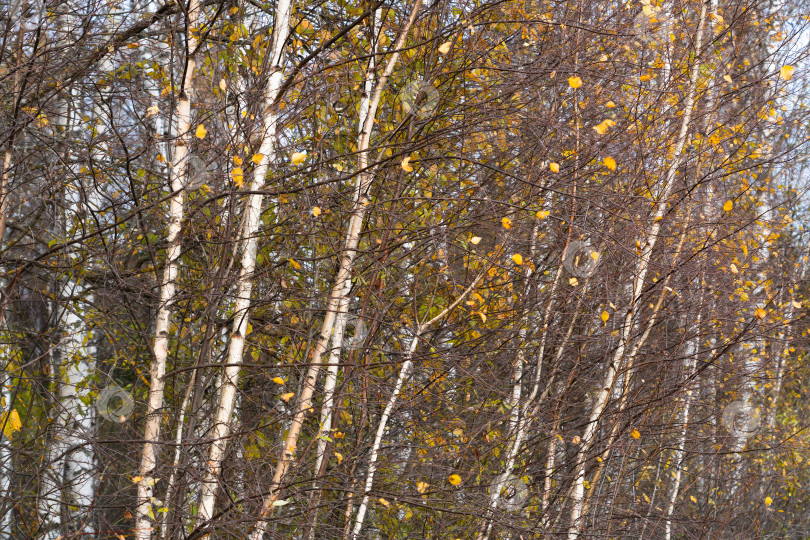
[1,0,810,538]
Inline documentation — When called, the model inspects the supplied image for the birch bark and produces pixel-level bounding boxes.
[567,4,708,536]
[664,314,701,539]
[39,84,98,539]
[134,0,200,536]
[350,274,484,539]
[247,4,422,537]
[196,0,293,531]
[304,12,382,537]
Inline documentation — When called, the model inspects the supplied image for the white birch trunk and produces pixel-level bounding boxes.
[39,44,98,534]
[158,373,194,540]
[350,335,420,540]
[134,0,200,536]
[40,285,97,539]
[567,5,708,536]
[305,15,383,536]
[196,0,293,530]
[311,5,381,486]
[248,5,422,537]
[664,315,701,540]
[348,274,483,539]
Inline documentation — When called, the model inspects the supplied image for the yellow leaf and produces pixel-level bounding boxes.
[401,156,414,172]
[590,251,599,261]
[780,65,795,81]
[594,120,615,135]
[723,200,733,212]
[549,162,560,173]
[512,254,523,265]
[272,377,285,385]
[312,206,322,217]
[251,153,264,165]
[791,300,802,309]
[603,156,617,171]
[146,105,159,117]
[378,498,390,508]
[765,496,773,506]
[195,124,207,139]
[334,451,343,464]
[219,79,227,91]
[631,429,641,439]
[280,392,295,402]
[568,76,583,88]
[501,217,512,229]
[537,210,550,219]
[288,259,302,270]
[640,74,651,82]
[730,263,738,274]
[417,481,429,494]
[1,409,20,441]
[156,153,165,162]
[569,277,579,286]
[132,476,143,484]
[754,308,766,320]
[233,155,243,165]
[690,495,697,503]
[438,41,452,54]
[606,100,616,108]
[723,74,733,84]
[231,167,244,187]
[470,236,482,245]
[601,311,610,322]
[572,435,581,444]
[478,312,487,323]
[291,151,307,165]
[448,474,461,485]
